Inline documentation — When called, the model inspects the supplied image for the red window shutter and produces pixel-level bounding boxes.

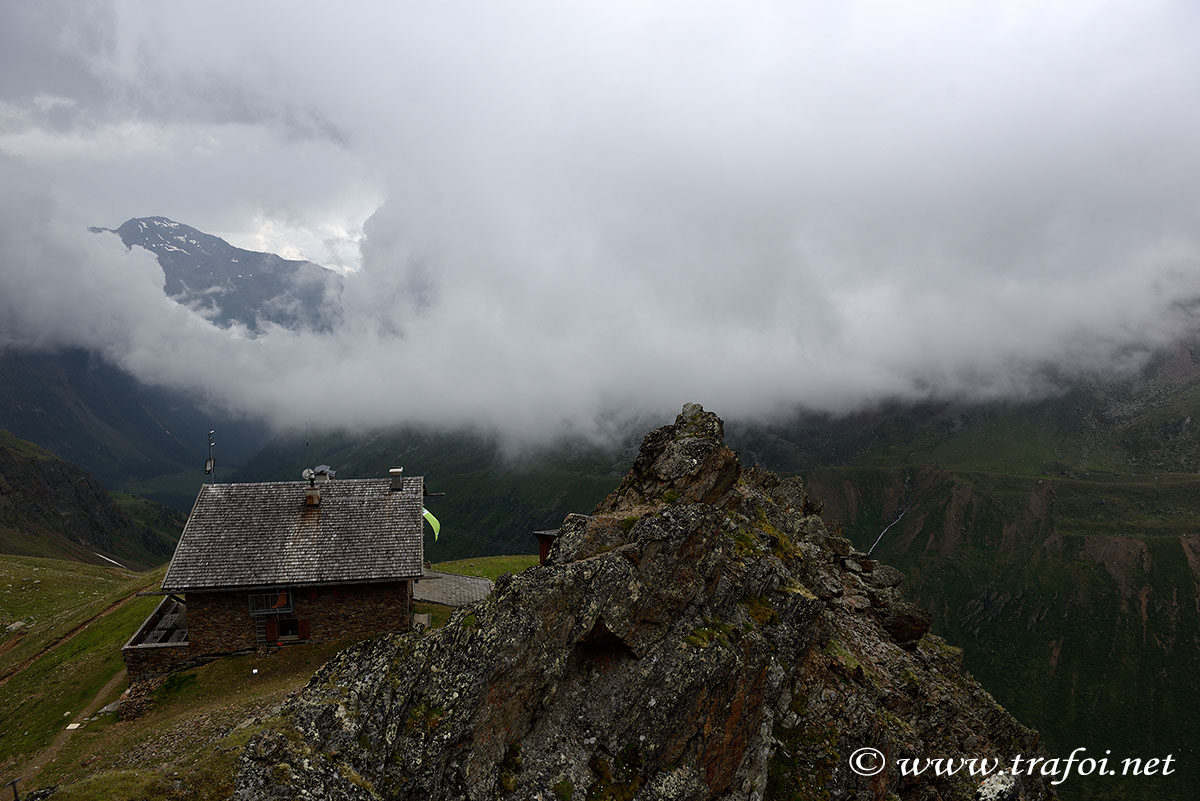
[308,588,317,602]
[298,619,310,640]
[265,619,279,642]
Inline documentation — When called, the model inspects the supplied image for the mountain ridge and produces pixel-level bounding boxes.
[0,428,184,570]
[0,346,268,510]
[91,216,343,332]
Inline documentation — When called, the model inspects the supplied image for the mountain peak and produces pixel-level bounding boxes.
[94,216,343,332]
[595,402,740,513]
[135,215,183,228]
[114,216,219,258]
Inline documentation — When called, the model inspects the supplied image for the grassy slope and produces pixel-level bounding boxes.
[106,492,186,569]
[0,556,163,769]
[432,554,539,580]
[0,525,114,565]
[0,428,57,461]
[0,349,269,514]
[0,496,181,574]
[0,427,185,571]
[0,554,524,797]
[39,642,351,798]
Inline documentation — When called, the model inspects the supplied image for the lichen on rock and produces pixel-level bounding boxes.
[235,404,1055,801]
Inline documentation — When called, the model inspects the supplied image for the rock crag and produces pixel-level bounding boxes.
[236,404,1053,801]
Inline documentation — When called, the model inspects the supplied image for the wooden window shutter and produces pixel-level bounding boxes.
[298,619,310,640]
[265,619,279,642]
[308,588,317,602]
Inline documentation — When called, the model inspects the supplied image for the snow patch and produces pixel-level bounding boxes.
[92,552,126,568]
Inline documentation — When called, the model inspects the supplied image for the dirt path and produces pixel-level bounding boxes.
[0,630,25,659]
[0,592,141,688]
[23,667,128,784]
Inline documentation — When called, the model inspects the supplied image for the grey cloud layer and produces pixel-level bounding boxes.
[2,1,1200,440]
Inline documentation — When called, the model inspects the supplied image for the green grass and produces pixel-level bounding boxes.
[0,550,540,795]
[432,554,539,580]
[0,555,160,671]
[107,492,186,569]
[48,769,178,801]
[0,525,115,565]
[0,555,164,780]
[50,644,351,790]
[0,591,160,766]
[0,429,56,461]
[0,548,452,797]
[413,601,454,628]
[34,639,356,793]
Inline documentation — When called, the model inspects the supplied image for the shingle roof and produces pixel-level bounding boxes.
[161,477,425,591]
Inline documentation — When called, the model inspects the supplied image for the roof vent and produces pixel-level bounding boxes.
[314,465,335,482]
[389,467,404,492]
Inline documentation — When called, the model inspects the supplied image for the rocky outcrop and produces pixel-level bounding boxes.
[236,405,1053,801]
[595,402,742,512]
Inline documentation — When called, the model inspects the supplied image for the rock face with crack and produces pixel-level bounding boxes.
[236,403,1054,801]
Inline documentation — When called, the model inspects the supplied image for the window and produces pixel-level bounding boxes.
[268,618,309,643]
[249,590,293,615]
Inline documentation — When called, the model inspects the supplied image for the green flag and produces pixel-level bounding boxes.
[423,507,441,540]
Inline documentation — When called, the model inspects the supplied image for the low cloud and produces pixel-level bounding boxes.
[3,2,1200,443]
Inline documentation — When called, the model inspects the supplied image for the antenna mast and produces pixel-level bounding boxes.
[205,430,216,484]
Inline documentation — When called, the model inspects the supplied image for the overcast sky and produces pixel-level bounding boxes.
[2,1,1200,441]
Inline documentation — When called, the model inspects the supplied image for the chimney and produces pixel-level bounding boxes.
[305,481,321,506]
[389,467,404,492]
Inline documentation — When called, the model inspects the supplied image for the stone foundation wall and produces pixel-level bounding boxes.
[187,581,412,656]
[123,642,192,683]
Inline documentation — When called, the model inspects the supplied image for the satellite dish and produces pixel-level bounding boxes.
[301,468,315,481]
